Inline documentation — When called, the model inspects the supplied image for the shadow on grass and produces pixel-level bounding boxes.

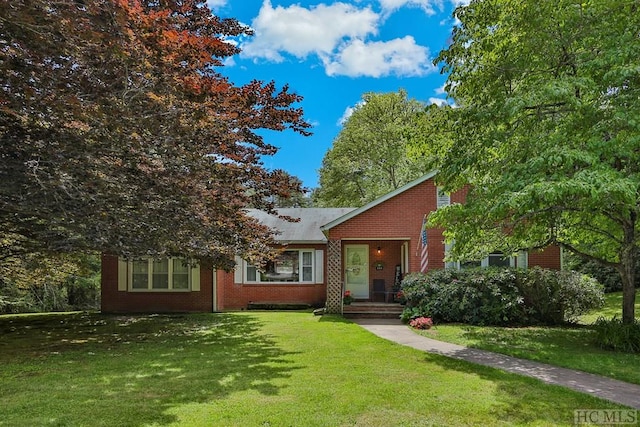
[446,324,593,359]
[420,351,626,424]
[0,312,302,426]
[317,314,353,324]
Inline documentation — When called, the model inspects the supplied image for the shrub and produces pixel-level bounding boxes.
[400,269,527,326]
[592,317,640,353]
[400,267,604,326]
[564,251,640,293]
[409,317,433,329]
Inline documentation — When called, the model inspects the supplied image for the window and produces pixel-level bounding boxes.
[243,250,319,284]
[437,187,450,209]
[444,243,528,270]
[128,258,198,291]
[484,252,511,268]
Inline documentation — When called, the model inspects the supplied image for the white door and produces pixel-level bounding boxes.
[345,244,369,299]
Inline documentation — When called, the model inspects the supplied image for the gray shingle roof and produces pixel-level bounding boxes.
[247,208,356,243]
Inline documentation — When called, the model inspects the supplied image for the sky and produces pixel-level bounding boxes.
[208,0,466,189]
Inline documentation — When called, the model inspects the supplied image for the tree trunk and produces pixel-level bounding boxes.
[619,222,637,324]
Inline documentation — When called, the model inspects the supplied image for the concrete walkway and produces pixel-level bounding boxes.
[353,318,640,410]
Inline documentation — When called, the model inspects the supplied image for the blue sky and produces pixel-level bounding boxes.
[208,0,466,189]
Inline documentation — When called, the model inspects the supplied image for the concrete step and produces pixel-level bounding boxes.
[343,302,404,319]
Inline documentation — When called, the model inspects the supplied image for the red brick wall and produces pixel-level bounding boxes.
[217,244,327,310]
[328,178,467,273]
[101,254,214,313]
[528,245,562,270]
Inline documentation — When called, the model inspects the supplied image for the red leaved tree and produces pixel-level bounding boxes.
[0,0,311,268]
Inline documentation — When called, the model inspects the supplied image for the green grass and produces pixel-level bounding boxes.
[413,292,640,386]
[0,311,626,426]
[579,291,640,325]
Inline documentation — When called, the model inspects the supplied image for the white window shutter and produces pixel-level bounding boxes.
[437,187,450,208]
[517,251,528,269]
[444,241,456,269]
[315,250,324,283]
[117,258,128,291]
[234,256,243,283]
[191,263,201,291]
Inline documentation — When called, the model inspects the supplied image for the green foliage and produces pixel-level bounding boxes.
[313,90,429,207]
[565,252,640,293]
[1,1,309,267]
[593,317,640,354]
[0,252,100,314]
[0,277,34,314]
[413,0,640,323]
[401,268,604,326]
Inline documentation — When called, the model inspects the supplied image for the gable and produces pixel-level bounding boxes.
[320,171,450,239]
[320,171,439,232]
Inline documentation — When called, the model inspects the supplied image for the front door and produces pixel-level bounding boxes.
[345,244,369,299]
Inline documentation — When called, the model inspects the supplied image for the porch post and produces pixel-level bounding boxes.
[326,239,342,314]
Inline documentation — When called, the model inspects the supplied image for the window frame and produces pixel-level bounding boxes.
[244,249,317,284]
[444,243,528,270]
[127,257,198,292]
[436,187,451,209]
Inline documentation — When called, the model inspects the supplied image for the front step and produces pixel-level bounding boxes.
[342,302,404,319]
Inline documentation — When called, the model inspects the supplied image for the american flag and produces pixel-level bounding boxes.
[418,214,428,273]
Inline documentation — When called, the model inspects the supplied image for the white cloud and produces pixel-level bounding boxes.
[241,0,379,62]
[428,97,448,106]
[324,36,435,77]
[337,100,366,125]
[206,0,227,11]
[378,0,444,16]
[238,0,436,78]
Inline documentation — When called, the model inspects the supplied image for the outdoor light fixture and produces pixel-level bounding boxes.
[377,246,381,254]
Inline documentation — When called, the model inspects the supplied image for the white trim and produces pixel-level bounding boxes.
[242,249,318,284]
[212,269,217,312]
[234,256,243,283]
[404,241,410,274]
[344,244,370,299]
[436,187,451,208]
[315,250,324,284]
[124,257,199,292]
[191,264,200,291]
[339,237,411,241]
[444,249,529,270]
[117,259,128,291]
[516,251,528,269]
[320,170,439,232]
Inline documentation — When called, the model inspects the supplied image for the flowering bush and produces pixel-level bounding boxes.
[409,317,433,330]
[343,290,354,305]
[400,268,603,326]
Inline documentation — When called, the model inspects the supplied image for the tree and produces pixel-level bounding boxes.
[313,90,428,207]
[0,0,311,268]
[412,0,640,323]
[265,172,312,208]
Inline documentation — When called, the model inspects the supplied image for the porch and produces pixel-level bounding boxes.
[325,238,410,314]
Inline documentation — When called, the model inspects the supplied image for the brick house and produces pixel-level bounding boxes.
[101,171,562,313]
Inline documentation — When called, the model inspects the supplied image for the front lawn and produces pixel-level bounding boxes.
[0,311,626,426]
[412,292,640,385]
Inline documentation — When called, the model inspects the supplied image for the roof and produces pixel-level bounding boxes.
[320,170,438,232]
[247,208,356,244]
